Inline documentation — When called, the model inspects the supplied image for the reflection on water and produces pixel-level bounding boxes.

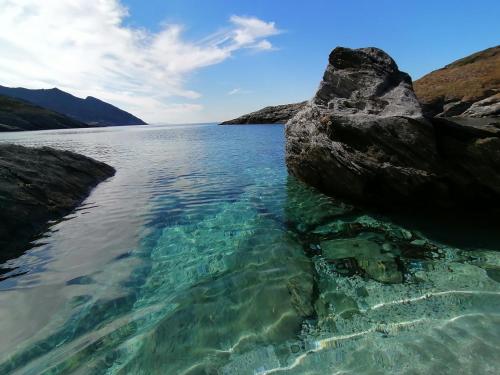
[0,124,499,374]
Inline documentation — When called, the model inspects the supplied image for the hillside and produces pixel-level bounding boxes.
[0,86,147,126]
[0,95,89,132]
[414,45,500,117]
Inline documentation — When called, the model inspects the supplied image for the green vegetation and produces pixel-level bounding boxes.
[0,95,88,131]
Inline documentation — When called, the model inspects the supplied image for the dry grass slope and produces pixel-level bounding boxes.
[414,46,500,113]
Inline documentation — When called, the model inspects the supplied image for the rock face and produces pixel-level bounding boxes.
[414,45,499,117]
[286,46,500,210]
[0,144,115,261]
[0,85,147,126]
[220,101,307,125]
[0,95,89,132]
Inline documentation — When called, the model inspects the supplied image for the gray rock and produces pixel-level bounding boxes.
[431,117,500,196]
[462,93,500,117]
[0,144,115,261]
[286,47,500,210]
[438,101,472,117]
[220,101,307,125]
[286,47,439,206]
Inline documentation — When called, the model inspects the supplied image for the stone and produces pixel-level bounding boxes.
[320,238,402,284]
[287,275,315,318]
[0,144,115,261]
[462,93,500,117]
[286,47,441,208]
[440,101,472,117]
[285,46,500,211]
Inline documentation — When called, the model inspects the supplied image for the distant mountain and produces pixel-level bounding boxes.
[0,85,147,126]
[0,95,89,132]
[414,45,500,117]
[220,102,308,125]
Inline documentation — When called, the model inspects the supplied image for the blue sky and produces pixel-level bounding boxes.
[0,0,498,123]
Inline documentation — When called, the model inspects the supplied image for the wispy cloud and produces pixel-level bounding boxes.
[230,16,281,48]
[0,1,281,122]
[227,88,252,95]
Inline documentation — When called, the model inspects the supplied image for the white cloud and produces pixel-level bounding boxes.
[227,88,252,96]
[254,40,274,51]
[0,1,281,123]
[230,16,281,46]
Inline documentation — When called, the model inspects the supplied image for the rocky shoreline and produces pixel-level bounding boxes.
[285,47,500,211]
[0,144,115,262]
[220,101,307,125]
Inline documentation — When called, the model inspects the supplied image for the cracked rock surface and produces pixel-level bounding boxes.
[286,46,500,210]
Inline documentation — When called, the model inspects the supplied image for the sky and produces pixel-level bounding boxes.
[0,0,498,124]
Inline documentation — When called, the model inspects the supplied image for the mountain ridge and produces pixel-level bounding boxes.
[0,85,147,126]
[0,95,90,132]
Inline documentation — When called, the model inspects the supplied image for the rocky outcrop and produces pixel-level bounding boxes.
[414,45,499,117]
[462,93,500,117]
[220,101,307,125]
[0,95,89,132]
[0,144,115,261]
[286,46,500,211]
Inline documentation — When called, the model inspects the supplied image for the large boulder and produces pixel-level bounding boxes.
[285,47,500,210]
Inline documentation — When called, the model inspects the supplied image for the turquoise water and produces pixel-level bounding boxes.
[0,123,499,374]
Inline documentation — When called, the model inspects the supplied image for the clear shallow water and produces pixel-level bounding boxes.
[0,123,499,374]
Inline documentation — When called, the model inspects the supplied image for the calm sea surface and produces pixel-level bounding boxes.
[0,124,499,374]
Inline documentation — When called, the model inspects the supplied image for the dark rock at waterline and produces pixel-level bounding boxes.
[0,144,115,262]
[220,101,308,125]
[285,46,500,210]
[286,47,438,207]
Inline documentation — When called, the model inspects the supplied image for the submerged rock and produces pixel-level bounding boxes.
[284,177,354,232]
[320,238,402,284]
[220,101,308,125]
[0,144,115,261]
[286,46,500,210]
